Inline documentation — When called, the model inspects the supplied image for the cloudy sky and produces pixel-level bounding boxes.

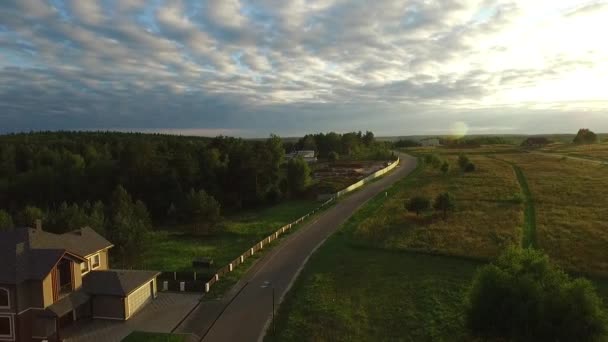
[1,0,607,137]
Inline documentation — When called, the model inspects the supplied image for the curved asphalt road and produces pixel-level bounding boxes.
[175,153,418,342]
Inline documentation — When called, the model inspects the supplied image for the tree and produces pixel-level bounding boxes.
[362,131,375,146]
[440,161,450,175]
[185,189,221,234]
[434,192,455,220]
[287,157,312,196]
[0,210,14,231]
[464,162,475,172]
[466,247,607,341]
[16,205,45,227]
[424,154,442,168]
[107,185,150,263]
[328,151,339,162]
[573,128,598,144]
[406,196,431,216]
[458,154,470,170]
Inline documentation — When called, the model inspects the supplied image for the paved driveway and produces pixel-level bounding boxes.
[175,153,418,342]
[63,292,201,342]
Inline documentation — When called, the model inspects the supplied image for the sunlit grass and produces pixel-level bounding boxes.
[499,153,608,276]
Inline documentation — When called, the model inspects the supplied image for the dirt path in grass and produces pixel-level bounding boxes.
[511,164,537,249]
[172,153,418,342]
[530,151,608,165]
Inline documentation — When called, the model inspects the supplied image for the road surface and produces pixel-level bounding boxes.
[175,153,418,342]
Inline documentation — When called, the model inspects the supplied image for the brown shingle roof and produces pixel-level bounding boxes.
[0,227,113,284]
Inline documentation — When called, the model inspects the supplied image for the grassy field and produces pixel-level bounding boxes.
[270,149,608,341]
[540,142,608,161]
[135,200,322,272]
[269,172,482,341]
[355,155,523,259]
[498,153,608,276]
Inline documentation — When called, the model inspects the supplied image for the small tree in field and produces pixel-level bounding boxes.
[440,161,450,175]
[464,162,475,172]
[458,154,470,170]
[434,192,455,220]
[185,189,221,235]
[287,157,312,196]
[573,128,598,144]
[466,247,608,341]
[406,196,431,216]
[328,151,339,162]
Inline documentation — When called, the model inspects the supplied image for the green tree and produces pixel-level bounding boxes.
[406,196,431,216]
[440,161,450,175]
[0,210,14,231]
[424,154,442,168]
[107,186,150,263]
[185,189,221,234]
[464,162,476,172]
[433,192,455,220]
[16,205,45,227]
[287,157,312,196]
[573,128,598,144]
[466,247,607,341]
[458,154,470,170]
[328,151,339,162]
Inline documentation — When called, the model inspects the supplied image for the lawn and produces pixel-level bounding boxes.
[498,153,608,276]
[355,155,523,259]
[135,200,323,272]
[122,331,189,342]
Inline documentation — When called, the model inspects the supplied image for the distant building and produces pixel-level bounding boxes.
[420,138,440,147]
[286,150,317,163]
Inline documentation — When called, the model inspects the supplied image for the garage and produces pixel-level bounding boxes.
[127,281,153,317]
[83,270,160,320]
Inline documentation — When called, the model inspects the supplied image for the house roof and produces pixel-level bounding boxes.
[83,270,160,297]
[43,290,90,318]
[0,227,112,284]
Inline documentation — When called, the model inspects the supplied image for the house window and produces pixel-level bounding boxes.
[80,261,90,275]
[90,254,100,269]
[0,288,8,309]
[0,315,13,338]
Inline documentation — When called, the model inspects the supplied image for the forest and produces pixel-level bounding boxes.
[0,131,391,260]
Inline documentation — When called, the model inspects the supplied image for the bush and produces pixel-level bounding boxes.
[433,192,455,220]
[509,192,525,204]
[0,210,14,231]
[328,151,340,162]
[424,154,442,168]
[458,154,470,170]
[466,247,608,341]
[464,162,475,172]
[573,128,598,144]
[405,196,431,216]
[440,161,450,174]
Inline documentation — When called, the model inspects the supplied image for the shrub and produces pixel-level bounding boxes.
[424,154,442,168]
[405,196,431,216]
[464,162,476,172]
[466,247,608,341]
[440,161,450,174]
[458,154,470,170]
[433,192,455,220]
[573,128,598,144]
[328,151,340,162]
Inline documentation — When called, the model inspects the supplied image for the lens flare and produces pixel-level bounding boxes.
[450,121,469,138]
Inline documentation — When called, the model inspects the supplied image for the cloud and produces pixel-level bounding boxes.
[0,0,607,136]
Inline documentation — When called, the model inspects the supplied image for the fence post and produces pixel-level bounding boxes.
[180,282,185,292]
[194,272,197,281]
[215,274,219,281]
[205,283,210,292]
[163,281,168,291]
[251,247,254,255]
[260,241,263,249]
[229,263,233,272]
[241,255,244,263]
[173,272,176,281]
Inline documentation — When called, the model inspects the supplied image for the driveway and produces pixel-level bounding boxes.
[63,292,201,342]
[174,153,418,341]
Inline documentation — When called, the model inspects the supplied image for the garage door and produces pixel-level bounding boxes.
[128,281,152,317]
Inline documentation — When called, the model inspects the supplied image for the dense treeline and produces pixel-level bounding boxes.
[290,131,394,160]
[440,136,510,147]
[0,131,288,221]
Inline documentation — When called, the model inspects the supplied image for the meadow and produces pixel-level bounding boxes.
[271,143,608,341]
[540,141,608,161]
[498,153,608,276]
[354,155,523,259]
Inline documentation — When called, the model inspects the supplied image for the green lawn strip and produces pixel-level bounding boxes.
[510,164,537,249]
[268,161,483,341]
[137,200,324,272]
[122,331,189,342]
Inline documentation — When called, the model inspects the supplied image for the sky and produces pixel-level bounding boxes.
[1,0,607,138]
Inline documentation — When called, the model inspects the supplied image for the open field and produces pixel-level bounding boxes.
[271,153,608,341]
[540,142,608,161]
[355,155,523,259]
[133,200,322,272]
[270,176,482,341]
[498,153,608,276]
